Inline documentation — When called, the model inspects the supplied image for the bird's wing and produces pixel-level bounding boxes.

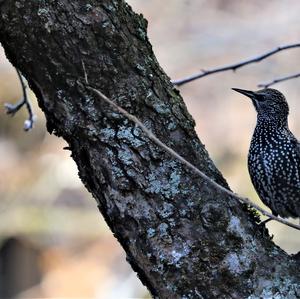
[292,137,300,155]
[288,131,300,154]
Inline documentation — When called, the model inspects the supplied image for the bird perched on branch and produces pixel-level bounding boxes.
[232,88,300,220]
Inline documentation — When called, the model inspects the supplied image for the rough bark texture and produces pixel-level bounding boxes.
[0,1,299,298]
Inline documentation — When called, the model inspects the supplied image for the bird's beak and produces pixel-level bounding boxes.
[232,88,255,99]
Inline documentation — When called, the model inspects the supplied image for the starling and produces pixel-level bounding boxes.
[232,88,300,219]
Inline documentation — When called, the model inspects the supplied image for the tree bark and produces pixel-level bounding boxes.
[0,0,299,298]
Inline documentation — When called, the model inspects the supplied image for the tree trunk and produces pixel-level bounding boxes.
[0,0,299,298]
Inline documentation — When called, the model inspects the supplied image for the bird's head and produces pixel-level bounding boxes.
[232,88,289,123]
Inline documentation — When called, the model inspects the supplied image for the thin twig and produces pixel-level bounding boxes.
[4,69,35,131]
[81,60,88,84]
[172,43,300,86]
[258,72,300,89]
[85,84,300,231]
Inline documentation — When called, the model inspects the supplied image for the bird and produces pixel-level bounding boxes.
[232,88,300,221]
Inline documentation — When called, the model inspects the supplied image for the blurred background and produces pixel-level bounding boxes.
[1,0,300,298]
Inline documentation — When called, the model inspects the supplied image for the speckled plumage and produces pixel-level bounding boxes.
[233,88,300,219]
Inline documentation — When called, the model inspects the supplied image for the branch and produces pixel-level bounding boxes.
[85,83,300,232]
[258,72,300,88]
[172,43,300,86]
[4,69,35,131]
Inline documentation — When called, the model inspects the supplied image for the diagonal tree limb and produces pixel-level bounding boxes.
[0,1,300,298]
[82,64,299,230]
[86,83,300,231]
[172,43,300,86]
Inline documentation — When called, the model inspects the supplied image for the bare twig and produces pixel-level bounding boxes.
[85,84,300,231]
[81,60,88,84]
[4,69,35,131]
[258,72,300,88]
[172,43,300,86]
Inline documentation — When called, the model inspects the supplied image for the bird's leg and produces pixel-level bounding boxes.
[254,217,274,239]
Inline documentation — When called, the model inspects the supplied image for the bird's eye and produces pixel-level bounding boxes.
[255,94,265,102]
